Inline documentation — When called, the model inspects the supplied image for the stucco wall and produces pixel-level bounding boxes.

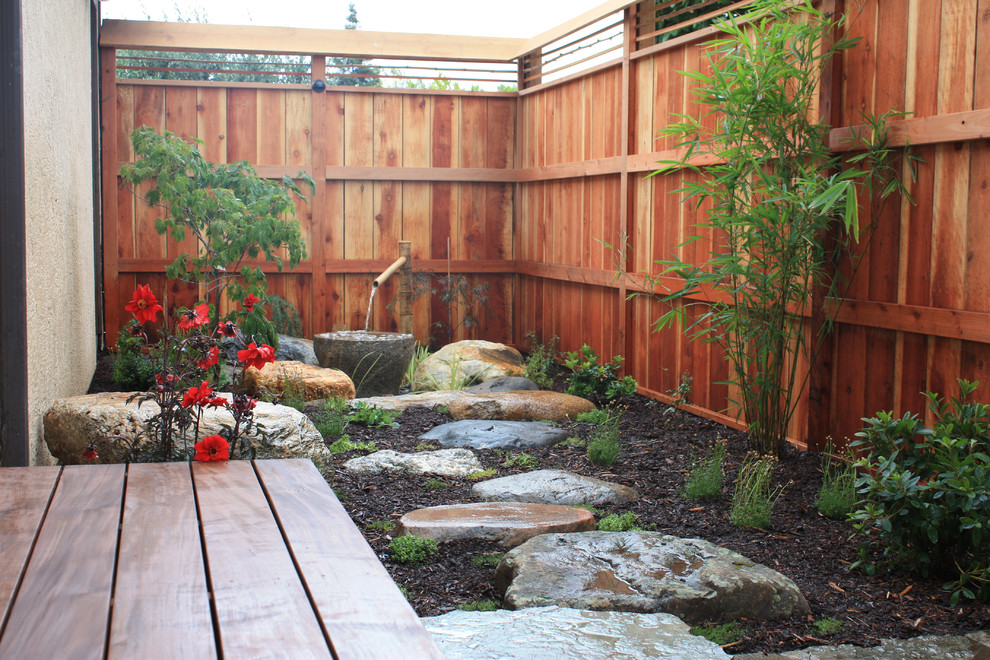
[21,0,97,464]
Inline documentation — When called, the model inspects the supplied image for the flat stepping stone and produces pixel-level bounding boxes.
[472,469,637,506]
[496,531,809,623]
[464,376,539,394]
[447,391,595,422]
[396,502,595,547]
[418,420,567,450]
[343,448,482,478]
[736,630,990,660]
[422,606,730,660]
[348,390,466,412]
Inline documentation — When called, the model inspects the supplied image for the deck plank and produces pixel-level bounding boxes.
[108,463,216,659]
[0,464,125,660]
[0,466,60,633]
[193,460,333,659]
[255,459,446,660]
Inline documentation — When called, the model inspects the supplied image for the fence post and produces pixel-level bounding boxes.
[310,55,328,337]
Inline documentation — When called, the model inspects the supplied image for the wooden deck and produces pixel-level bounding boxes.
[0,459,445,659]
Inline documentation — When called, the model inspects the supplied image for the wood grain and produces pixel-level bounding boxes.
[0,465,124,660]
[109,463,215,659]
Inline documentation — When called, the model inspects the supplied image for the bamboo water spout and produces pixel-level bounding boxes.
[367,241,413,335]
[373,255,406,289]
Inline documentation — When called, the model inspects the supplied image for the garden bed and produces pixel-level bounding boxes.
[87,360,989,655]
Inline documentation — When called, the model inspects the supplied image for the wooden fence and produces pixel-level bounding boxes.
[100,0,990,448]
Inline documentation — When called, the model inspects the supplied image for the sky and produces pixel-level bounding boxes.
[100,0,611,39]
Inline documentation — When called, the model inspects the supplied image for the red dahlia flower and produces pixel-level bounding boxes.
[242,294,261,311]
[81,444,99,461]
[194,435,229,462]
[216,321,238,337]
[237,342,275,370]
[231,394,257,414]
[178,303,210,331]
[125,284,163,324]
[197,346,220,369]
[182,381,215,408]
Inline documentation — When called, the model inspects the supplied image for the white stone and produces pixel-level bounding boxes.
[342,448,482,477]
[472,469,638,506]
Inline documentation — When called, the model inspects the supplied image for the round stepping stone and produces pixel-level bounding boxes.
[472,469,637,506]
[422,606,730,660]
[342,448,482,477]
[495,531,809,623]
[396,502,596,547]
[418,420,568,450]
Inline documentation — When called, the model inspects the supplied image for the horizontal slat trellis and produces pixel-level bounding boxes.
[101,1,990,448]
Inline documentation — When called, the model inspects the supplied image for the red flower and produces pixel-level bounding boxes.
[205,396,228,408]
[181,381,214,408]
[81,444,99,461]
[125,284,163,324]
[242,294,261,311]
[197,346,220,369]
[216,321,238,337]
[194,435,229,462]
[155,373,179,385]
[178,303,210,331]
[237,342,275,370]
[231,394,257,414]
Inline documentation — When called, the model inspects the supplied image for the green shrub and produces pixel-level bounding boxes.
[349,402,399,427]
[597,511,645,532]
[389,535,439,565]
[564,344,637,403]
[683,439,726,500]
[327,436,377,454]
[811,618,844,635]
[587,408,623,465]
[466,468,497,480]
[816,441,858,519]
[689,622,745,646]
[575,409,610,425]
[314,397,350,438]
[524,331,558,389]
[112,347,156,391]
[850,379,990,604]
[456,599,499,612]
[559,437,585,447]
[277,370,307,412]
[471,552,504,568]
[729,453,788,529]
[423,478,449,491]
[403,342,431,388]
[414,442,438,452]
[503,453,539,469]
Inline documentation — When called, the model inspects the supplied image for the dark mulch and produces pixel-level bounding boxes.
[326,399,990,656]
[87,358,989,655]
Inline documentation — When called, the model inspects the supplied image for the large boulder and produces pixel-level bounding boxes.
[423,606,731,660]
[418,420,568,450]
[495,532,810,624]
[472,469,638,506]
[396,502,596,547]
[464,377,540,394]
[344,390,467,413]
[447,391,595,422]
[44,392,330,464]
[342,448,482,478]
[243,360,355,401]
[413,340,525,391]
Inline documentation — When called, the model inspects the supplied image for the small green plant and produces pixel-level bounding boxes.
[575,409,610,425]
[466,468,497,480]
[663,372,693,430]
[414,442,438,452]
[389,535,439,565]
[403,342,431,387]
[811,617,845,635]
[471,552,505,568]
[564,345,638,404]
[587,407,623,465]
[435,405,450,416]
[367,519,396,532]
[597,511,654,532]
[503,453,539,469]
[850,379,990,604]
[689,622,745,646]
[524,331,559,389]
[816,439,858,520]
[729,453,788,529]
[456,599,499,612]
[423,477,450,491]
[111,343,156,391]
[398,584,411,600]
[683,438,726,500]
[572,504,606,516]
[314,398,350,439]
[277,369,307,412]
[267,294,302,337]
[327,436,377,454]
[559,437,586,447]
[349,402,399,427]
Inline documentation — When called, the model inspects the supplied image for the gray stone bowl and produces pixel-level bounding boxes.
[314,330,415,398]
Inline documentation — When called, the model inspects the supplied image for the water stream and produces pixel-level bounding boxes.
[364,287,377,332]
